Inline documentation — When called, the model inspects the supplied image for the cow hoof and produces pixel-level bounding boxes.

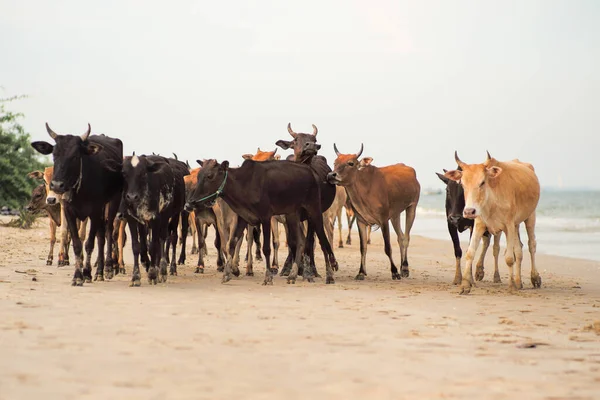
[459,281,472,295]
[246,271,254,277]
[392,272,401,280]
[401,269,409,278]
[222,274,232,284]
[262,276,273,285]
[94,274,104,282]
[475,267,484,281]
[355,274,365,281]
[232,268,241,277]
[129,279,141,287]
[303,276,315,283]
[453,276,461,285]
[270,267,279,275]
[287,277,296,284]
[346,239,351,245]
[119,267,126,274]
[72,279,84,287]
[177,259,185,266]
[217,266,224,273]
[256,254,263,262]
[326,276,335,284]
[367,240,371,245]
[106,270,114,280]
[195,267,204,274]
[63,260,70,266]
[531,275,541,288]
[46,260,53,266]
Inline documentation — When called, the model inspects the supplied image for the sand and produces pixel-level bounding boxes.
[1,215,599,400]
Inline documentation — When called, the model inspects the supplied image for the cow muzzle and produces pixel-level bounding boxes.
[448,215,462,225]
[463,208,477,219]
[46,196,57,205]
[327,172,341,184]
[50,180,67,194]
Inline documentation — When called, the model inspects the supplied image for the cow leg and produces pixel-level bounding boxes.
[232,233,243,272]
[346,211,355,246]
[382,220,401,280]
[524,214,541,288]
[214,224,224,268]
[260,218,275,285]
[367,225,372,245]
[195,216,207,273]
[492,232,502,283]
[138,224,151,272]
[103,195,119,280]
[356,220,369,280]
[189,212,198,254]
[300,224,316,282]
[58,206,69,266]
[245,226,254,276]
[271,216,280,271]
[253,224,263,261]
[202,223,209,256]
[166,214,179,279]
[147,222,160,285]
[280,220,295,276]
[128,219,142,286]
[502,223,519,292]
[337,208,344,248]
[513,225,525,290]
[47,219,56,265]
[475,232,491,282]
[446,221,462,285]
[118,220,127,274]
[82,215,99,283]
[178,210,189,266]
[64,207,85,286]
[308,210,336,285]
[460,218,486,294]
[93,214,108,282]
[286,215,305,284]
[223,217,246,283]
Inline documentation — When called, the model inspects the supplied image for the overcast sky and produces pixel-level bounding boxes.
[1,0,599,189]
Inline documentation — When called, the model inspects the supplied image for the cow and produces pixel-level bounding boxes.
[443,152,541,294]
[120,154,188,285]
[275,123,337,277]
[327,144,420,280]
[26,167,88,265]
[185,158,338,285]
[25,183,62,265]
[436,169,502,285]
[31,123,123,285]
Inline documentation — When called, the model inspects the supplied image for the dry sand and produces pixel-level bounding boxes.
[1,215,599,400]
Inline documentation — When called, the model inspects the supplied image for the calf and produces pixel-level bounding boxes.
[436,169,501,285]
[31,123,123,285]
[444,152,541,294]
[25,183,61,265]
[121,154,187,285]
[328,144,420,280]
[186,158,338,285]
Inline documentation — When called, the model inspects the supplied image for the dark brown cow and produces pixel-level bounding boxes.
[327,144,420,280]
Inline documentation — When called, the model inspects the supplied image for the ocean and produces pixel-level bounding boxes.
[412,189,600,262]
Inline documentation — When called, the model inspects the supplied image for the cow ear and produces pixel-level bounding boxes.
[196,159,203,167]
[436,172,449,184]
[444,170,462,182]
[361,157,373,166]
[275,140,292,150]
[221,161,229,171]
[147,159,166,173]
[242,154,253,160]
[84,142,104,155]
[31,141,54,155]
[28,171,45,180]
[274,154,281,160]
[486,166,503,179]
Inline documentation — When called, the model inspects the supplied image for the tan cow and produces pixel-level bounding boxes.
[27,167,87,266]
[444,152,541,294]
[328,144,420,280]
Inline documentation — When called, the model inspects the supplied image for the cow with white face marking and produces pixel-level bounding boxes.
[444,152,541,294]
[121,154,188,286]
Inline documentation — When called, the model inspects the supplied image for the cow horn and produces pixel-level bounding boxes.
[45,123,58,140]
[486,150,492,161]
[287,123,297,138]
[273,148,277,155]
[257,147,261,152]
[455,151,466,168]
[333,143,341,156]
[81,123,91,141]
[312,124,318,136]
[356,143,364,158]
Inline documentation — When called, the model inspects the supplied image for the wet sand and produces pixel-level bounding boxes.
[1,216,599,399]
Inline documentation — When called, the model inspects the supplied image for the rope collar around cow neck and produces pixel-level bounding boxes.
[197,170,228,205]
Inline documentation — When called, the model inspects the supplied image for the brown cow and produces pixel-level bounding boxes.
[27,167,87,266]
[327,144,420,280]
[444,152,541,294]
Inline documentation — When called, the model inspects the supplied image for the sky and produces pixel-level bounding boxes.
[1,0,599,190]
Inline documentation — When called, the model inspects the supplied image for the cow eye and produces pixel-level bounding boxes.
[479,181,485,188]
[348,161,355,166]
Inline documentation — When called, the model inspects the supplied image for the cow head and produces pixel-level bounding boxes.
[25,183,48,213]
[30,123,103,195]
[242,147,278,162]
[275,123,321,163]
[443,151,503,219]
[436,167,471,231]
[185,159,229,210]
[327,143,364,186]
[122,154,169,220]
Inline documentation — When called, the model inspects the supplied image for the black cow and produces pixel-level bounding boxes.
[31,123,123,285]
[185,159,338,285]
[121,154,188,286]
[436,169,501,285]
[275,123,337,277]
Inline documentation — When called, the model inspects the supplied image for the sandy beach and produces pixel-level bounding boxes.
[1,215,599,400]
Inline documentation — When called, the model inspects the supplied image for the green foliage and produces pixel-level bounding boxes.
[0,94,49,209]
